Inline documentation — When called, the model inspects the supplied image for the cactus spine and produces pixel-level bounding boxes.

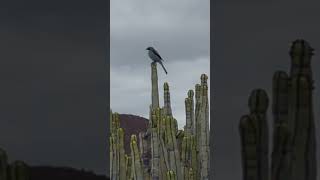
[239,39,317,180]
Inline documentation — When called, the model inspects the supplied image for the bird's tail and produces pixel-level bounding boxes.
[159,61,168,74]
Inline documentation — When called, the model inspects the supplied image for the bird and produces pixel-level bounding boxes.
[146,46,168,74]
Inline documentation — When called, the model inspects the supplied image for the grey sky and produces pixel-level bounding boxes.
[110,0,210,129]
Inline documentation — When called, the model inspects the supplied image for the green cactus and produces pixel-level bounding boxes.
[110,62,210,179]
[239,39,317,180]
[0,149,30,180]
[271,71,290,180]
[130,135,144,180]
[166,170,176,180]
[164,82,173,116]
[0,148,8,180]
[9,161,30,180]
[125,155,132,180]
[185,97,193,135]
[118,128,126,180]
[151,62,160,109]
[239,89,269,180]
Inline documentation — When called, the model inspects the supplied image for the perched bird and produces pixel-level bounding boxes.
[146,46,168,74]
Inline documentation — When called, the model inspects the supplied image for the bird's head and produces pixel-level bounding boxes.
[146,47,152,50]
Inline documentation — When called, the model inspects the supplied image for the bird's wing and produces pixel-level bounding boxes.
[152,48,163,60]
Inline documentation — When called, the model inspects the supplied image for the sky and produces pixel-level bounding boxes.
[0,0,109,175]
[212,0,320,179]
[110,0,210,129]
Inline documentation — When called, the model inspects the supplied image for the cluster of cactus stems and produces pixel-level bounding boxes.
[110,61,210,179]
[239,39,317,180]
[0,148,30,180]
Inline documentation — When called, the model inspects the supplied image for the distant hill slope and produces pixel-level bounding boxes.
[118,114,149,154]
[30,166,109,180]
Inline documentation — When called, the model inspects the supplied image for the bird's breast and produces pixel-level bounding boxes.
[148,50,161,62]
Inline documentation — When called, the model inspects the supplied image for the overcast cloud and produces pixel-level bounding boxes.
[110,0,210,129]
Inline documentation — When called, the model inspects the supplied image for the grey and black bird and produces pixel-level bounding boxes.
[146,46,168,74]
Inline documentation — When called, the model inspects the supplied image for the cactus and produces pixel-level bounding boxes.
[9,161,30,180]
[130,135,144,180]
[164,82,173,116]
[239,39,317,180]
[118,128,126,180]
[0,148,8,180]
[271,71,290,179]
[239,89,269,180]
[0,148,30,180]
[151,62,160,109]
[110,62,210,179]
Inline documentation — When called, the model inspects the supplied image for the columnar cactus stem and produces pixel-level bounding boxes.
[10,161,30,180]
[195,84,202,152]
[110,109,113,134]
[110,135,117,180]
[239,89,269,180]
[190,135,197,179]
[118,128,126,180]
[151,62,160,109]
[271,71,290,180]
[188,90,195,135]
[165,116,182,180]
[166,170,177,180]
[0,148,8,180]
[164,82,173,116]
[188,168,195,180]
[199,79,210,180]
[125,155,132,180]
[185,97,193,135]
[130,135,144,180]
[151,108,161,180]
[287,40,316,180]
[181,136,188,179]
[110,112,120,180]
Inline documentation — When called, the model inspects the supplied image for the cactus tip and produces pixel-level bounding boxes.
[164,82,169,89]
[188,89,194,97]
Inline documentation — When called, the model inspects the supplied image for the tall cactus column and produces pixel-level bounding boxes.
[151,62,160,109]
[184,90,194,135]
[287,40,316,180]
[239,89,269,180]
[110,112,128,180]
[130,135,144,180]
[0,148,8,180]
[271,71,290,180]
[164,82,173,117]
[9,161,30,180]
[198,74,210,180]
